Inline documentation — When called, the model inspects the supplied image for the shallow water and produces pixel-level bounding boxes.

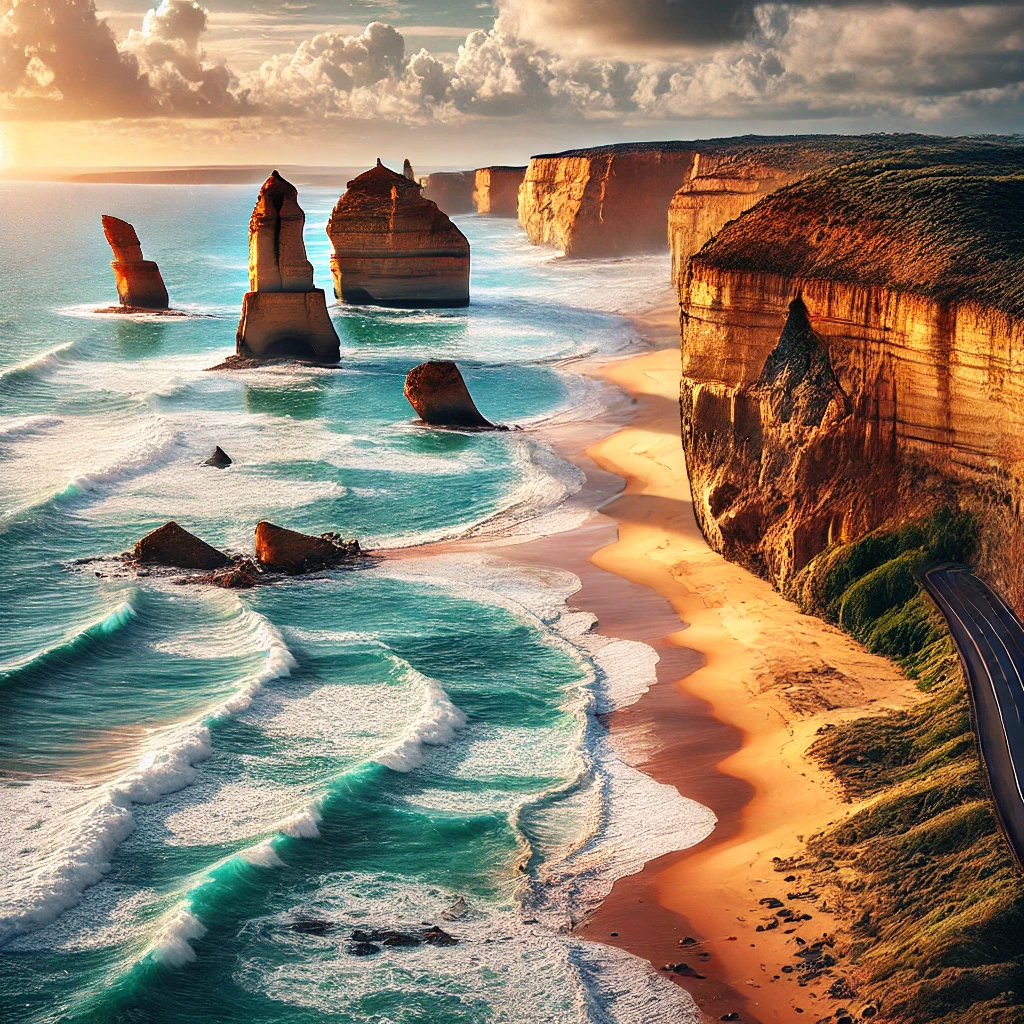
[0,183,713,1023]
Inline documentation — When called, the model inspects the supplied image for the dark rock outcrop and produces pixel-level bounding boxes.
[203,446,232,467]
[403,158,415,181]
[327,161,470,308]
[188,558,262,589]
[420,171,475,215]
[404,361,494,428]
[133,522,229,570]
[254,521,361,574]
[473,166,526,216]
[101,215,169,309]
[236,170,341,363]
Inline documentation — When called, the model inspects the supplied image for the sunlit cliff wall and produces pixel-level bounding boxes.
[677,146,1024,597]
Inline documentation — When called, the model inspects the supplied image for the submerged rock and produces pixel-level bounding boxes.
[236,171,341,364]
[101,215,169,310]
[133,522,229,570]
[203,446,232,467]
[327,160,470,308]
[346,942,381,957]
[404,361,495,429]
[254,521,361,574]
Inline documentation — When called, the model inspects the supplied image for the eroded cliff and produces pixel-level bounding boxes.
[679,144,1024,597]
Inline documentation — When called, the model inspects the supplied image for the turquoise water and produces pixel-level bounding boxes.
[0,183,712,1023]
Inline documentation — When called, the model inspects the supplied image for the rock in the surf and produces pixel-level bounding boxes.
[101,215,169,310]
[133,521,229,570]
[404,361,494,428]
[236,171,341,364]
[326,160,470,308]
[203,446,232,467]
[254,521,361,574]
[189,558,262,589]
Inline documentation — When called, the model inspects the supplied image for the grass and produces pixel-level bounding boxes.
[795,508,1024,1021]
[695,141,1024,318]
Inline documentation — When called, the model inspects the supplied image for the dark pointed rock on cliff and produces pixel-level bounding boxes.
[404,361,495,429]
[403,158,416,180]
[254,521,361,574]
[204,446,233,467]
[133,522,229,570]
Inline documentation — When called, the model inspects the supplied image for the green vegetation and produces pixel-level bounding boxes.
[698,141,1024,318]
[796,509,1024,1023]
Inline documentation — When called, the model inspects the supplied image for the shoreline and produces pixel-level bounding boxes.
[496,298,924,1022]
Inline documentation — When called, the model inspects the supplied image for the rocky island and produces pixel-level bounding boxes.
[100,215,170,310]
[326,161,470,307]
[419,171,475,215]
[235,170,341,363]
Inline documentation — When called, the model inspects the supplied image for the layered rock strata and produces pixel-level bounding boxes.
[419,172,475,216]
[255,521,361,574]
[101,215,169,309]
[404,361,494,428]
[473,166,527,216]
[236,170,341,363]
[679,146,1024,592]
[133,522,228,570]
[327,161,470,307]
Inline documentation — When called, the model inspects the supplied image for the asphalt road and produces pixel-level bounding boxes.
[923,565,1024,865]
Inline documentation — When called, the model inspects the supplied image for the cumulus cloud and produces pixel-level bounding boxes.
[0,0,244,117]
[0,0,1021,126]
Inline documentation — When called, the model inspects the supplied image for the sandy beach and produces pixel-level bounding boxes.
[506,298,924,1023]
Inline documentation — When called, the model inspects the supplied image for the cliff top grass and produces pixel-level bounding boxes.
[694,141,1024,318]
[532,132,962,161]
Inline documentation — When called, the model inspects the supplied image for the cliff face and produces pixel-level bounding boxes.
[327,160,470,308]
[519,143,698,257]
[679,146,1024,593]
[473,166,527,216]
[420,172,474,216]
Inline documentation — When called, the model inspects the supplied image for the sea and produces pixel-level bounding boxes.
[0,181,716,1024]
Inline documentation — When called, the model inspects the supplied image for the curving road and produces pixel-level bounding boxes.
[923,565,1024,866]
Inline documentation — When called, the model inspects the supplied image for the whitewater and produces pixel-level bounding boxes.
[0,180,712,1024]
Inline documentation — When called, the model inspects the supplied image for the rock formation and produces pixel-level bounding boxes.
[404,361,494,428]
[419,172,475,216]
[254,521,361,574]
[326,160,470,308]
[473,166,527,217]
[403,159,416,180]
[133,522,229,570]
[235,170,341,363]
[101,215,169,309]
[678,143,1024,593]
[203,446,232,467]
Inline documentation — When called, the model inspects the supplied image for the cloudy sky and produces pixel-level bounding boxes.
[0,0,1021,167]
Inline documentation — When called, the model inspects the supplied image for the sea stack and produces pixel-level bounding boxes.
[326,160,470,308]
[473,167,527,217]
[101,216,169,310]
[254,521,361,574]
[235,171,341,363]
[403,158,416,180]
[404,361,494,428]
[420,171,475,215]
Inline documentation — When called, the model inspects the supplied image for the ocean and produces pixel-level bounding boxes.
[0,182,715,1023]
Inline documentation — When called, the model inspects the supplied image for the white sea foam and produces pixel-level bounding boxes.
[0,414,64,442]
[0,341,76,382]
[147,906,208,967]
[374,665,467,772]
[0,601,296,946]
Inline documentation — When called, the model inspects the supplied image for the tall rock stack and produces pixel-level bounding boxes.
[326,160,470,308]
[420,171,475,215]
[473,166,526,216]
[236,170,341,363]
[101,216,169,310]
[403,159,416,180]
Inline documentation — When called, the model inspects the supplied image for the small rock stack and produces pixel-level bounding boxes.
[101,216,169,310]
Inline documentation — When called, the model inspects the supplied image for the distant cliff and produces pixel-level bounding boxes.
[678,145,1024,599]
[520,135,933,260]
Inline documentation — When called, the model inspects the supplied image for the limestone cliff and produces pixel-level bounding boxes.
[101,215,169,309]
[327,160,470,308]
[473,166,526,217]
[236,170,340,363]
[420,172,475,216]
[678,145,1024,596]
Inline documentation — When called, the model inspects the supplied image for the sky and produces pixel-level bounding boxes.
[0,0,1022,168]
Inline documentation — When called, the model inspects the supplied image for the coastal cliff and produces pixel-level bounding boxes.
[679,145,1024,598]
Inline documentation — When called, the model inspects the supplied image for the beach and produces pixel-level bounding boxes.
[507,298,924,1023]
